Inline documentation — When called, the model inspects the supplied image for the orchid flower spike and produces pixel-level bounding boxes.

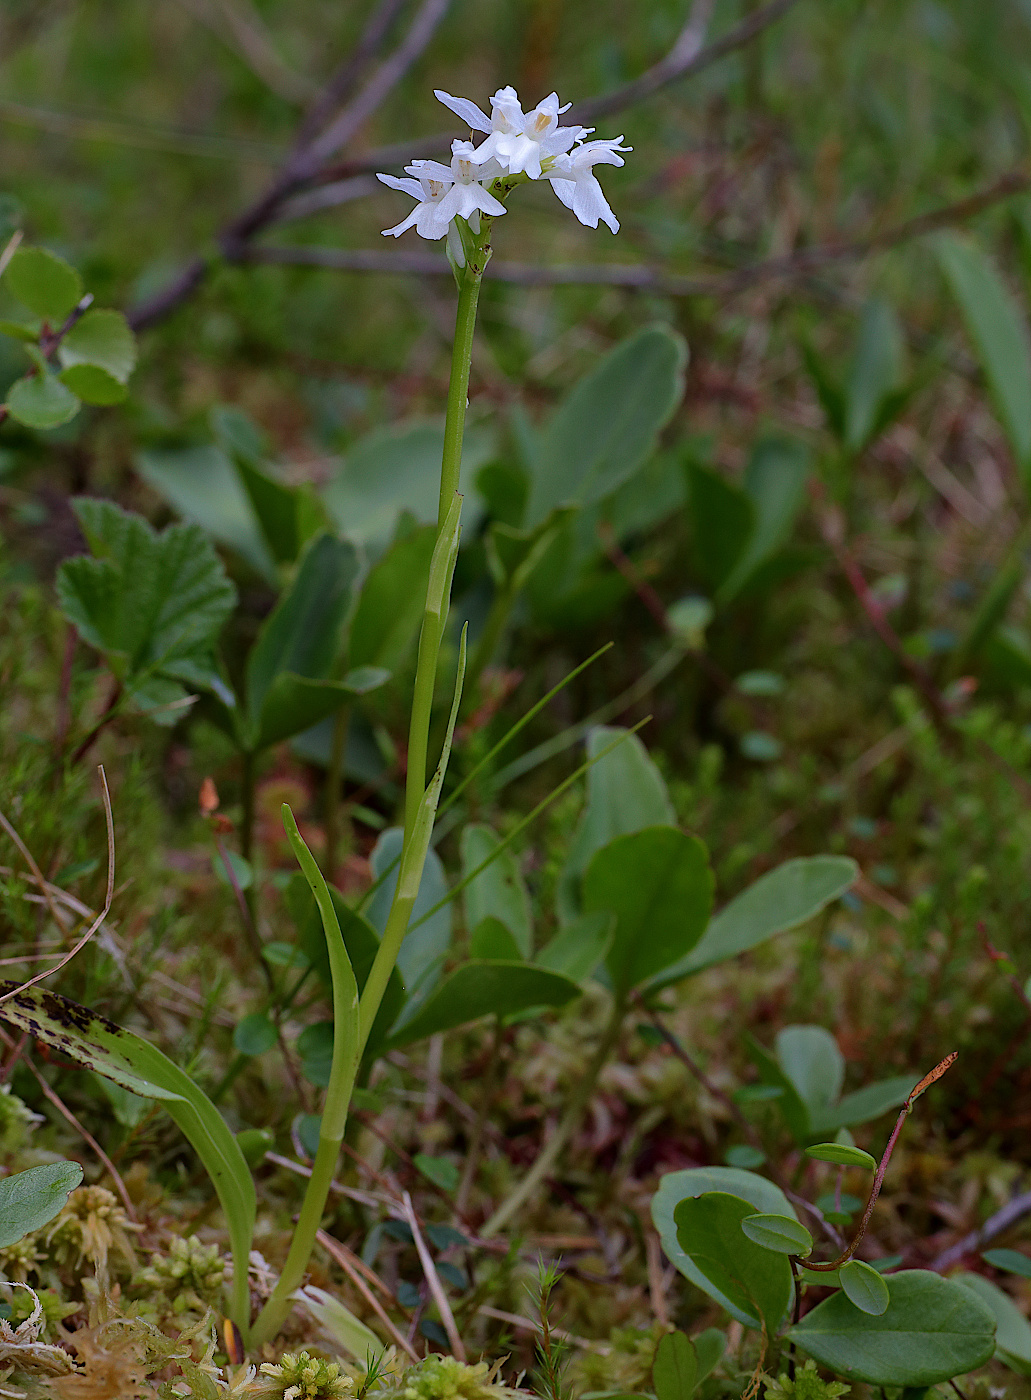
[379,84,630,245]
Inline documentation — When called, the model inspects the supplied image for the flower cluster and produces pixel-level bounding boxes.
[378,87,630,259]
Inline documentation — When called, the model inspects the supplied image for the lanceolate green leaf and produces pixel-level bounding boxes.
[0,982,255,1330]
[789,1270,996,1386]
[937,233,1031,483]
[648,856,858,991]
[0,1161,84,1247]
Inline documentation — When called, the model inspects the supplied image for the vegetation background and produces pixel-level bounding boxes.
[3,0,1031,1392]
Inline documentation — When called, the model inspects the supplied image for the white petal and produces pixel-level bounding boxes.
[434,186,464,225]
[503,133,543,179]
[434,89,492,133]
[490,87,525,133]
[550,176,576,212]
[468,183,507,217]
[382,207,421,238]
[573,173,619,233]
[406,158,453,183]
[415,203,450,239]
[377,173,424,199]
[447,222,466,266]
[461,132,504,166]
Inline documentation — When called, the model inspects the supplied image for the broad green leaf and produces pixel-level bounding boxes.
[6,371,79,429]
[746,1033,812,1141]
[648,856,858,990]
[956,1272,1031,1375]
[776,1025,844,1120]
[844,298,906,451]
[584,826,713,993]
[254,673,361,751]
[692,1330,726,1385]
[652,1166,799,1327]
[525,326,687,526]
[58,308,136,383]
[136,444,275,582]
[236,459,308,566]
[535,911,614,984]
[58,363,127,405]
[485,508,574,592]
[839,1259,890,1316]
[806,1143,877,1170]
[414,1154,460,1191]
[789,1270,996,1386]
[246,532,358,733]
[469,917,524,961]
[675,1192,793,1334]
[298,1285,384,1365]
[349,525,436,672]
[0,981,255,1329]
[937,233,1031,481]
[740,1213,813,1256]
[0,1161,84,1247]
[560,726,674,920]
[0,318,41,341]
[652,1331,697,1400]
[461,823,532,957]
[984,1249,1031,1281]
[233,1012,278,1057]
[818,1076,913,1133]
[688,462,755,592]
[323,420,492,548]
[5,246,82,319]
[57,499,236,689]
[719,438,810,602]
[366,828,451,1011]
[802,340,847,439]
[386,960,580,1048]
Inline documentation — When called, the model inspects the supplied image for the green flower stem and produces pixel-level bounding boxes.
[481,992,627,1237]
[438,268,482,527]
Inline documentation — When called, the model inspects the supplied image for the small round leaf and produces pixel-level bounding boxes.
[59,308,137,383]
[839,1258,890,1316]
[806,1142,877,1171]
[725,1144,766,1169]
[58,364,128,406]
[5,246,82,320]
[741,1212,813,1257]
[6,372,80,429]
[233,1013,277,1057]
[984,1249,1031,1281]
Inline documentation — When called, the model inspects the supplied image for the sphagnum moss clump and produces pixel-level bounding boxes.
[253,1351,354,1400]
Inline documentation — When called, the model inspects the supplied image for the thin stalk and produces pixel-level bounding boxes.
[324,704,351,878]
[481,993,626,1237]
[439,273,481,527]
[240,750,256,863]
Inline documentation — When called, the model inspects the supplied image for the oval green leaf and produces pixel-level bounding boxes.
[0,1161,84,1247]
[956,1271,1031,1375]
[6,372,80,429]
[984,1249,1031,1282]
[233,1012,278,1057]
[385,960,581,1048]
[58,307,137,383]
[5,246,82,320]
[806,1143,877,1170]
[59,363,128,406]
[788,1269,996,1386]
[652,1330,697,1400]
[652,1165,799,1327]
[675,1192,794,1334]
[741,1212,814,1257]
[839,1259,890,1315]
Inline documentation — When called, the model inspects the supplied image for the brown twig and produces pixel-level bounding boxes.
[806,1053,958,1272]
[929,1186,1031,1272]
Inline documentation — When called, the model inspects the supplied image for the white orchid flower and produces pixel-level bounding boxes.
[547,136,631,233]
[436,85,586,181]
[378,143,506,244]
